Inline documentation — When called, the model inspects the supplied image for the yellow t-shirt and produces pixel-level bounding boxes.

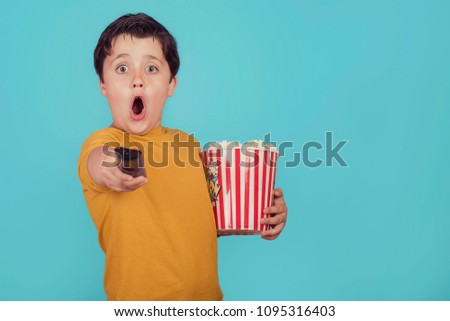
[78,126,223,300]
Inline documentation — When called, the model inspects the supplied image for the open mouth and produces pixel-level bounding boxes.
[130,97,146,120]
[132,97,144,115]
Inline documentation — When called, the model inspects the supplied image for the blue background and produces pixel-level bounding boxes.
[1,0,449,300]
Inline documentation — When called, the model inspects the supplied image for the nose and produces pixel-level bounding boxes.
[132,72,144,88]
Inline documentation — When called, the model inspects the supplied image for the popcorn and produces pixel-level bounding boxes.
[202,140,279,235]
[205,140,277,151]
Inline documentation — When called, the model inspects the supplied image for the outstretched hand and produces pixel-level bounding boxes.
[100,166,148,192]
[88,146,148,192]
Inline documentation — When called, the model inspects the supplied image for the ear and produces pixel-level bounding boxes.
[99,78,107,96]
[167,76,178,97]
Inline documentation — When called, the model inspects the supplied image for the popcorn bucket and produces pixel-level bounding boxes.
[201,142,279,235]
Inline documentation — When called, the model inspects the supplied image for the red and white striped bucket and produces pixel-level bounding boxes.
[201,144,278,235]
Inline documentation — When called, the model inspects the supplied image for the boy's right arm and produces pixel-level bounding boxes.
[87,147,148,192]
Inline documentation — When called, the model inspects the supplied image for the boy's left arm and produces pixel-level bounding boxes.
[260,188,288,240]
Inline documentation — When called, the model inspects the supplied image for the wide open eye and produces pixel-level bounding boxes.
[146,66,158,73]
[116,65,128,73]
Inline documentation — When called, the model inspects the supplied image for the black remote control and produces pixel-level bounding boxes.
[114,147,147,178]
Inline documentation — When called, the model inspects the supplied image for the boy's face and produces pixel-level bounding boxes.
[100,35,177,135]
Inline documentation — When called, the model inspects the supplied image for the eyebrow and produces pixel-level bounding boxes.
[111,53,163,64]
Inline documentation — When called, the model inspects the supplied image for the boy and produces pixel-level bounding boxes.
[78,13,287,300]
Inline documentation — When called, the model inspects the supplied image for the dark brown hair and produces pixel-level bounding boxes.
[94,13,180,82]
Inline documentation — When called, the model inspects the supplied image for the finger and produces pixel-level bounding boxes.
[261,234,279,241]
[273,190,286,205]
[111,168,134,181]
[263,204,286,215]
[273,196,286,207]
[107,172,148,192]
[102,167,132,185]
[261,224,283,240]
[103,169,131,191]
[106,183,128,192]
[109,180,145,192]
[121,176,148,190]
[273,188,284,198]
[261,214,286,226]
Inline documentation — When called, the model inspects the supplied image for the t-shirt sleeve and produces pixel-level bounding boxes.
[78,130,117,193]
